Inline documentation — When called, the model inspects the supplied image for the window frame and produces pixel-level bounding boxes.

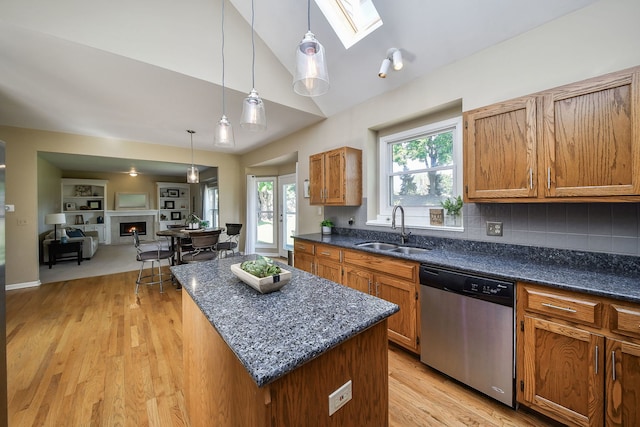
[371,116,463,229]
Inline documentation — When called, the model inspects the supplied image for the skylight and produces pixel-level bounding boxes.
[315,0,383,49]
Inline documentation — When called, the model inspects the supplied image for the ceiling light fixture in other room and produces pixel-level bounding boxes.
[215,0,235,147]
[293,0,329,96]
[378,48,403,78]
[240,0,266,131]
[129,169,138,177]
[187,130,199,184]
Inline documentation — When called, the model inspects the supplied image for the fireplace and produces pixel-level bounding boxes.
[120,221,146,236]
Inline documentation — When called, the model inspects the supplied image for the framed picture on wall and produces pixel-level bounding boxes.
[167,188,180,197]
[171,212,181,220]
[164,200,175,209]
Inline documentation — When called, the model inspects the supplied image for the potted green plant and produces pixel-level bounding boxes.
[441,196,463,226]
[321,219,334,235]
[199,220,210,229]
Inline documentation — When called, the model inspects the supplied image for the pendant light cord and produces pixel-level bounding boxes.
[221,0,226,115]
[251,0,256,89]
[307,0,311,31]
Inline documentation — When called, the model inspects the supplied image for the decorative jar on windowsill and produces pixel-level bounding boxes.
[441,196,463,228]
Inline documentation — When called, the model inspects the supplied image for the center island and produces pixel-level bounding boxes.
[171,254,399,427]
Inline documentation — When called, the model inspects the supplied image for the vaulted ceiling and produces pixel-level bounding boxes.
[0,0,598,160]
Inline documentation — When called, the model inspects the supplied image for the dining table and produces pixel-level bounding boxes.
[156,227,225,266]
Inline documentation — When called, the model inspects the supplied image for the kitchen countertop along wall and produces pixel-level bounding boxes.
[295,229,640,304]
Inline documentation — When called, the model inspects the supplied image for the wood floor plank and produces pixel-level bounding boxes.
[7,270,558,426]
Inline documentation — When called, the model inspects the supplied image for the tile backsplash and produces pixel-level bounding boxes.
[325,200,640,256]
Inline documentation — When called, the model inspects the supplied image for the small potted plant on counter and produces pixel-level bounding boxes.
[321,219,334,235]
[441,195,463,227]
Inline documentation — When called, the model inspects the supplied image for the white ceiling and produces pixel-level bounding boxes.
[0,0,598,173]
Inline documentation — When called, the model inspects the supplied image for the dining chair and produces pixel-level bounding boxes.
[181,230,222,263]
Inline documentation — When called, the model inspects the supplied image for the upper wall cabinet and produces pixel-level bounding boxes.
[309,147,362,206]
[464,96,538,199]
[464,66,640,202]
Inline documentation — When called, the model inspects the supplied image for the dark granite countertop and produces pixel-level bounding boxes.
[295,231,640,304]
[171,255,399,387]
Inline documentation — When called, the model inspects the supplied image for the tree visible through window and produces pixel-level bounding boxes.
[389,127,455,207]
[377,116,462,224]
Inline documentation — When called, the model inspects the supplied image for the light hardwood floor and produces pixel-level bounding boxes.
[6,271,558,426]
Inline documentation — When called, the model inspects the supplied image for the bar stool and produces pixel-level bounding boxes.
[133,230,174,294]
[217,223,242,258]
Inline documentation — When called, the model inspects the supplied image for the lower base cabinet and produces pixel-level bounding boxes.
[517,283,640,427]
[293,239,420,354]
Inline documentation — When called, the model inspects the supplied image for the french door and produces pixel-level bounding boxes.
[255,177,277,251]
[278,174,296,257]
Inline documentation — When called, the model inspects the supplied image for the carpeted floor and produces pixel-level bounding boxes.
[39,243,142,284]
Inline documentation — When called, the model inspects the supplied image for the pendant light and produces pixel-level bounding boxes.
[186,130,199,183]
[240,0,266,131]
[293,0,329,97]
[214,0,235,147]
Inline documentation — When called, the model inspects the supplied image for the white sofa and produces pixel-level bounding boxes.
[42,228,100,261]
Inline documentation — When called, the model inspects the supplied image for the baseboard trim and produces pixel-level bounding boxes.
[6,280,41,291]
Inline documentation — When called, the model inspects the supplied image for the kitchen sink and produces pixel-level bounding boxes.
[388,246,432,255]
[355,241,399,250]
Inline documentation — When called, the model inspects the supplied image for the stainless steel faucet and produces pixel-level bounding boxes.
[391,204,411,244]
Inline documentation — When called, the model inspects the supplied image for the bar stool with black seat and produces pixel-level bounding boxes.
[216,223,242,258]
[181,230,222,263]
[133,229,174,294]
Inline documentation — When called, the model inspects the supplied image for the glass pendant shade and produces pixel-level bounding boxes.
[214,115,235,146]
[240,89,266,131]
[187,165,199,183]
[293,31,329,97]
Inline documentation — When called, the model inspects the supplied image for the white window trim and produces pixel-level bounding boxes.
[367,116,463,230]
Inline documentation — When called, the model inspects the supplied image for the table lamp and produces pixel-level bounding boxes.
[45,213,67,242]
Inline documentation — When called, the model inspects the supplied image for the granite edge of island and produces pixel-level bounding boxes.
[171,255,399,387]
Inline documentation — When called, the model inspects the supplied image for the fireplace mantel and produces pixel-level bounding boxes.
[104,210,159,244]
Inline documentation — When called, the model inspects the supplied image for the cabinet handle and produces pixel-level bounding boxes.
[375,282,380,297]
[547,167,551,190]
[595,345,599,374]
[368,280,371,295]
[612,351,616,381]
[541,302,577,313]
[529,168,533,189]
[320,251,331,256]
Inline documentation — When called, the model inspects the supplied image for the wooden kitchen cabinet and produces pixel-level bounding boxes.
[309,147,362,206]
[343,249,419,353]
[293,240,315,274]
[521,315,604,426]
[464,96,537,199]
[315,243,342,284]
[465,66,640,203]
[517,283,640,427]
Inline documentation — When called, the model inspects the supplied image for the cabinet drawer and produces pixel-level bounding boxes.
[294,240,315,256]
[610,304,640,339]
[523,287,603,327]
[315,244,341,262]
[343,250,417,282]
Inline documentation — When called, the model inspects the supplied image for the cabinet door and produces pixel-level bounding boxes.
[294,252,315,275]
[324,148,345,204]
[522,315,604,427]
[309,153,325,205]
[375,274,418,352]
[606,338,640,426]
[316,258,342,284]
[465,96,537,199]
[542,70,640,197]
[343,266,373,294]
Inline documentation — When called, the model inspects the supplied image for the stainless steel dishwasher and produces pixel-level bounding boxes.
[419,264,515,407]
